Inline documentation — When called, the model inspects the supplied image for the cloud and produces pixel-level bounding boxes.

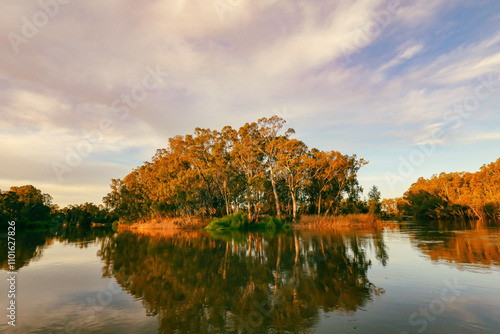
[459,132,500,143]
[399,43,424,59]
[1,0,499,203]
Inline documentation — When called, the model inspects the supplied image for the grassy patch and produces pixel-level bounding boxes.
[204,212,249,231]
[204,212,289,232]
[295,214,393,229]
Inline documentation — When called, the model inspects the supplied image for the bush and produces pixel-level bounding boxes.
[263,217,283,230]
[205,213,290,232]
[204,212,249,231]
[282,215,296,224]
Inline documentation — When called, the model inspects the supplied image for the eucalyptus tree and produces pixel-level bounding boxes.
[254,116,295,219]
[231,122,265,221]
[276,138,308,220]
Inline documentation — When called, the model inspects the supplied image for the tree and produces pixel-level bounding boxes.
[255,116,295,219]
[231,122,265,222]
[367,186,381,215]
[400,158,500,221]
[276,138,308,220]
[103,116,370,223]
[0,185,53,225]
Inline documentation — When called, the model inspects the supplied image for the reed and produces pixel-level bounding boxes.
[295,214,394,229]
[118,216,207,231]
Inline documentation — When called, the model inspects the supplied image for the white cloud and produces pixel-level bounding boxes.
[399,43,424,59]
[459,132,500,142]
[0,0,499,204]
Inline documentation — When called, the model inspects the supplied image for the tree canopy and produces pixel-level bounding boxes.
[399,158,500,221]
[103,116,367,223]
[0,185,53,225]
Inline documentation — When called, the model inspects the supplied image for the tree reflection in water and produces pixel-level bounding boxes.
[407,221,500,268]
[99,229,387,333]
[0,225,111,270]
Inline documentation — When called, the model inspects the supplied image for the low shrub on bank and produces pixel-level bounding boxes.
[204,212,249,231]
[205,212,290,231]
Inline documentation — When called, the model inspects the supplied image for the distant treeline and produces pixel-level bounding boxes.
[103,116,369,223]
[0,185,116,228]
[382,158,500,221]
[4,120,496,227]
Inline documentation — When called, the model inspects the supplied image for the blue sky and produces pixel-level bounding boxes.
[1,0,500,206]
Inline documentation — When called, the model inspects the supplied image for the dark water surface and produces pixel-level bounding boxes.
[1,222,500,333]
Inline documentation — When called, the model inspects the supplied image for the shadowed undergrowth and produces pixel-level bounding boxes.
[204,212,290,231]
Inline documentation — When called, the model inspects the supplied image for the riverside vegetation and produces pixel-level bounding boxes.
[1,116,499,230]
[102,116,379,230]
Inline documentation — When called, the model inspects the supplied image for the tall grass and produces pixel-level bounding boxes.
[295,214,391,229]
[120,216,207,231]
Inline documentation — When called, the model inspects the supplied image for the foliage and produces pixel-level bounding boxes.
[263,216,283,230]
[61,202,117,227]
[400,157,500,221]
[204,212,249,231]
[0,185,53,227]
[204,212,290,232]
[0,185,117,228]
[367,185,382,215]
[104,116,368,224]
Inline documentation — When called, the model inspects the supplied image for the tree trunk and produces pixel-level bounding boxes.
[291,190,297,220]
[270,172,282,219]
[317,192,322,215]
[274,235,281,294]
[223,180,230,216]
[294,232,299,264]
[247,197,252,223]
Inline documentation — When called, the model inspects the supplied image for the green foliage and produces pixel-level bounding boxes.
[264,216,283,230]
[0,185,118,229]
[204,212,249,231]
[62,202,116,226]
[0,185,53,227]
[204,212,290,232]
[368,185,382,215]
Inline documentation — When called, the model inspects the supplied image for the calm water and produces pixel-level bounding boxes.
[1,223,500,333]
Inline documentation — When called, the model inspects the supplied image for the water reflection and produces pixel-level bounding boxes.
[99,229,387,333]
[2,224,500,333]
[0,225,112,270]
[406,222,500,268]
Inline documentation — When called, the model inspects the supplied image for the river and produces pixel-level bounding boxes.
[1,222,500,333]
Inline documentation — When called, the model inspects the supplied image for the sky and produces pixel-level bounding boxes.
[1,0,500,207]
